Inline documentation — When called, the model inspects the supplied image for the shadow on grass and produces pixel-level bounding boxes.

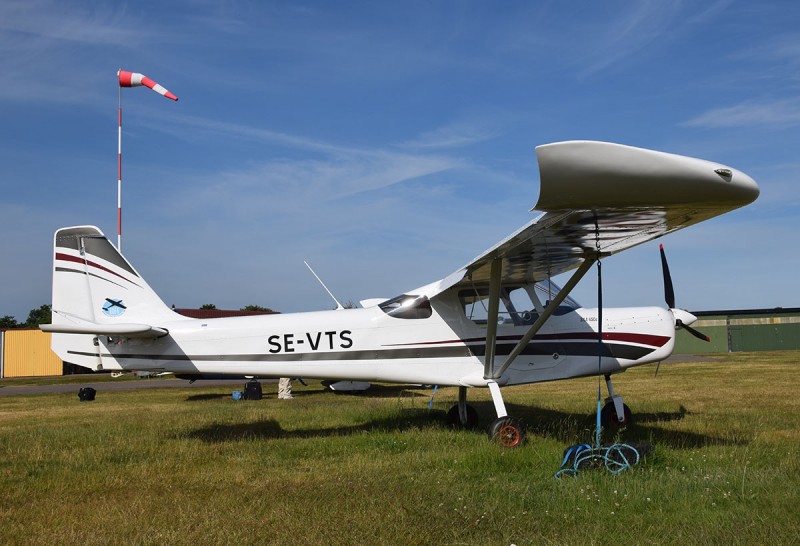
[182,396,745,449]
[184,408,447,443]
[185,393,231,402]
[478,401,747,449]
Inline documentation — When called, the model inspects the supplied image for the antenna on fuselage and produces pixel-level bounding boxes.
[304,261,344,310]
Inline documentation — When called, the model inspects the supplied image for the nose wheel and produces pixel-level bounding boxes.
[446,403,479,428]
[445,386,480,428]
[601,374,633,428]
[600,401,632,428]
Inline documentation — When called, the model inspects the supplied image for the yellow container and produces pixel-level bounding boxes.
[2,329,62,378]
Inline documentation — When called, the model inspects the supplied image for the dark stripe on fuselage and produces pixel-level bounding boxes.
[386,331,670,348]
[67,340,655,364]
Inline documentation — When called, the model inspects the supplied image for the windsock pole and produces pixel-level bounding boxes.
[116,69,178,251]
[117,78,123,250]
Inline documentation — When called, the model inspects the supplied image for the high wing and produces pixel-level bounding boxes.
[423,141,759,297]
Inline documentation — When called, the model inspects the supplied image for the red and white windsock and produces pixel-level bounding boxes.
[118,69,178,101]
[115,68,178,250]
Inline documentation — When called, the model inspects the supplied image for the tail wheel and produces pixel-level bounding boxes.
[488,417,526,447]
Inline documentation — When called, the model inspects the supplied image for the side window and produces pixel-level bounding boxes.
[379,294,432,319]
[459,286,539,326]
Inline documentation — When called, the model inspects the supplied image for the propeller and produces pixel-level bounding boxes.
[659,244,710,343]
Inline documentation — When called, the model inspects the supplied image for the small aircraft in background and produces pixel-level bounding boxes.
[42,141,759,446]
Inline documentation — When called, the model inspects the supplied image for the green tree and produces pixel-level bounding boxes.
[200,304,217,310]
[240,305,275,313]
[24,304,51,327]
[0,315,19,328]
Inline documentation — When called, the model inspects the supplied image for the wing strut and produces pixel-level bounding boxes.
[485,257,597,380]
[481,258,503,379]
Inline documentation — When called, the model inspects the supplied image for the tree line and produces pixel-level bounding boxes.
[1,304,278,329]
[1,305,52,329]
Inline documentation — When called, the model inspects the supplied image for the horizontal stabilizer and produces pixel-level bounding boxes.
[41,312,168,338]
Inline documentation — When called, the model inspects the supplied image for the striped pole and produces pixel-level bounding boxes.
[117,82,122,250]
[116,69,178,251]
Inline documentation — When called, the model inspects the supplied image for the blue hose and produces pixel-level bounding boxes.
[555,442,641,479]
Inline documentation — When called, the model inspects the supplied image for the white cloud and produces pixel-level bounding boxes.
[0,1,150,104]
[570,2,685,77]
[682,99,800,128]
[0,0,138,45]
[400,121,498,150]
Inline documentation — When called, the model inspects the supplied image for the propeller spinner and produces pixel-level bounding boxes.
[659,244,710,342]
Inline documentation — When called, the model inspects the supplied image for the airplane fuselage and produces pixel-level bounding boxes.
[80,297,674,387]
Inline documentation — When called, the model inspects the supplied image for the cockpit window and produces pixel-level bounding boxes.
[460,281,580,326]
[460,286,538,326]
[379,294,432,319]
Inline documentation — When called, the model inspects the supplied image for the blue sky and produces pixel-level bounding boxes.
[1,1,798,320]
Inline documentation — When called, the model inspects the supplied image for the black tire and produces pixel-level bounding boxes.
[445,404,479,429]
[488,416,526,447]
[600,401,632,428]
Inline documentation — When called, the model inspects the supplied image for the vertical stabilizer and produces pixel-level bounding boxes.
[48,226,181,370]
[51,226,176,324]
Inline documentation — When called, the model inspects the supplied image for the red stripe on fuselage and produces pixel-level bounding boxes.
[384,331,671,349]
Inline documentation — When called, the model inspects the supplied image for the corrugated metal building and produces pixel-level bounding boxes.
[1,329,62,378]
[674,308,800,354]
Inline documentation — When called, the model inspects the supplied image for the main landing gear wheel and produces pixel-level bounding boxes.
[446,404,479,429]
[488,417,526,447]
[600,401,632,428]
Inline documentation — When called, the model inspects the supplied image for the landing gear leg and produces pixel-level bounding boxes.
[446,386,478,428]
[601,374,632,428]
[486,381,526,447]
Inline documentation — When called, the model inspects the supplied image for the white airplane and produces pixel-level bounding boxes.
[42,141,759,446]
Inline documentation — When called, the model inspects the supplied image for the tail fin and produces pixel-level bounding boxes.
[43,226,181,369]
[49,226,176,324]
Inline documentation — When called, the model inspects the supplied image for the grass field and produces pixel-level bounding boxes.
[1,352,798,545]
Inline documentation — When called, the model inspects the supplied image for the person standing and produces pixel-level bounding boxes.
[278,378,293,399]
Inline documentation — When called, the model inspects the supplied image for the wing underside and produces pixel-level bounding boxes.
[430,141,759,295]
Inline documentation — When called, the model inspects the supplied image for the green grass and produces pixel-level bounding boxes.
[1,352,798,545]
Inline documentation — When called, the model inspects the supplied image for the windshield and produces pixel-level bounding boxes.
[530,279,580,312]
[379,294,433,319]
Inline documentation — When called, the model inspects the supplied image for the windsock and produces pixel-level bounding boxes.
[118,69,178,101]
